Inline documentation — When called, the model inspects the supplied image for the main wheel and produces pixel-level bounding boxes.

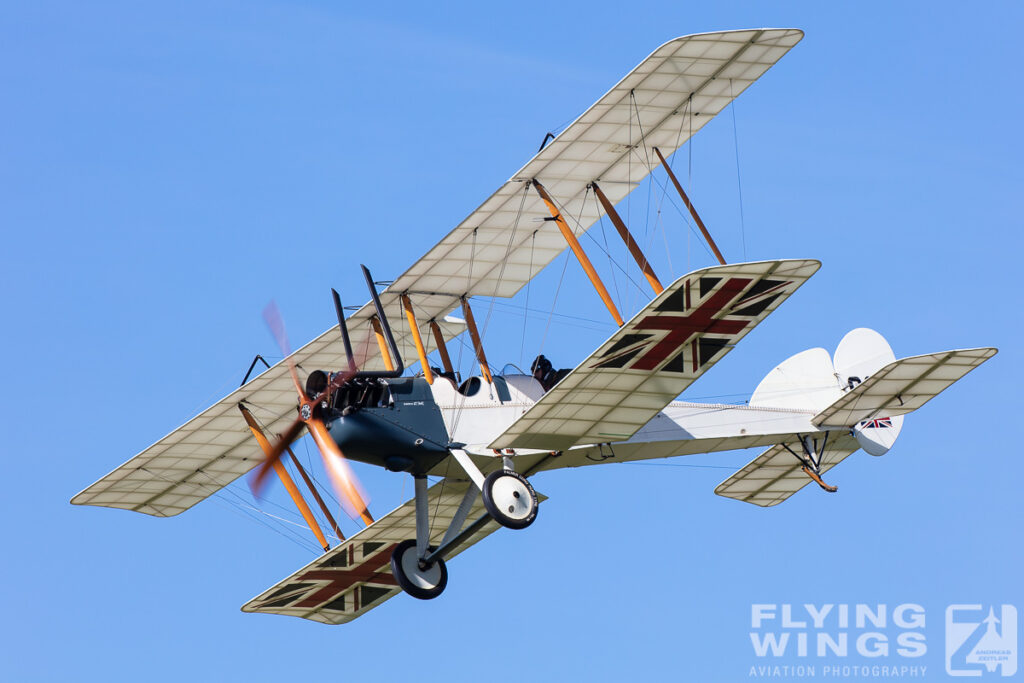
[482,470,539,530]
[390,539,447,600]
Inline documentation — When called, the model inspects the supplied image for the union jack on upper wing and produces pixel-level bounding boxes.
[592,275,796,376]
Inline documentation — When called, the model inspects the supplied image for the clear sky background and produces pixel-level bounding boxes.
[2,2,1021,681]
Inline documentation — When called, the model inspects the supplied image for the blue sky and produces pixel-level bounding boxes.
[2,2,1021,681]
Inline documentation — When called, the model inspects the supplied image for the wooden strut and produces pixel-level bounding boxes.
[653,146,727,266]
[239,404,332,552]
[370,316,395,371]
[590,181,664,295]
[428,320,455,375]
[460,297,493,383]
[532,179,625,326]
[401,294,434,384]
[286,447,345,542]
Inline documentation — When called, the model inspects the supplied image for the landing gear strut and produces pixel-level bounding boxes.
[391,454,541,600]
[391,474,449,600]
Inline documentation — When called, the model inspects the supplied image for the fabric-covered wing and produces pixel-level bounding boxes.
[70,316,464,517]
[342,29,805,371]
[73,29,802,516]
[489,259,820,451]
[812,348,996,427]
[381,28,804,308]
[242,479,543,624]
[714,433,860,507]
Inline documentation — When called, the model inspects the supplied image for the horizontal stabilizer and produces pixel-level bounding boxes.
[812,348,996,427]
[714,434,860,507]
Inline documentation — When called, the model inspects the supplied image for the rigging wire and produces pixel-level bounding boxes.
[481,182,529,339]
[593,191,623,314]
[538,189,616,355]
[652,94,693,282]
[143,465,321,555]
[548,190,649,299]
[730,79,748,261]
[194,458,324,539]
[447,228,476,436]
[632,163,717,263]
[537,250,571,358]
[621,461,739,470]
[473,297,616,330]
[519,230,536,366]
[429,457,453,539]
[630,91,658,272]
[688,98,693,270]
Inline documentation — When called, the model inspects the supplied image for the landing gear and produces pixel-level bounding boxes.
[482,469,538,529]
[392,474,451,600]
[390,539,447,600]
[390,456,540,601]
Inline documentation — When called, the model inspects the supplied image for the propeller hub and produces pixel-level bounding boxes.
[300,403,312,420]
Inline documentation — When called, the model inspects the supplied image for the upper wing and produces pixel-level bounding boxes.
[242,478,544,624]
[73,29,803,516]
[348,29,804,370]
[812,348,997,427]
[489,260,821,451]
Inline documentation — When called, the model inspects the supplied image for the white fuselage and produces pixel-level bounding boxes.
[427,374,831,470]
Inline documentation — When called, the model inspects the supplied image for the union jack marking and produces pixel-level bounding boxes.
[254,542,398,614]
[860,417,892,429]
[591,275,793,374]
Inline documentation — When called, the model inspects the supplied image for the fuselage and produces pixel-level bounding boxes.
[325,374,832,475]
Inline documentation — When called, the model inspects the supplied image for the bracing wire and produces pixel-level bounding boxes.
[537,250,571,358]
[482,182,529,338]
[472,297,614,332]
[593,192,623,314]
[519,230,536,366]
[550,190,652,299]
[143,465,322,555]
[730,79,747,261]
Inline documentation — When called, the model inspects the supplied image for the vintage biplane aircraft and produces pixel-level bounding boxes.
[73,28,996,624]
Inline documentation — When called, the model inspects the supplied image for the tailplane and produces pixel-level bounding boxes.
[717,332,996,506]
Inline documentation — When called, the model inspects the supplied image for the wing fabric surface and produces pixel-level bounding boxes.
[242,479,544,624]
[73,29,803,516]
[345,29,804,371]
[490,259,821,451]
[714,433,860,507]
[812,348,996,427]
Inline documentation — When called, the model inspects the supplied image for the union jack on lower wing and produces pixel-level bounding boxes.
[242,479,508,625]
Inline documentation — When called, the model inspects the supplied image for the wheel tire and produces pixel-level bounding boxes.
[390,539,447,600]
[482,470,539,530]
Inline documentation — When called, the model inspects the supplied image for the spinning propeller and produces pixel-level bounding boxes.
[250,301,373,525]
[249,266,402,527]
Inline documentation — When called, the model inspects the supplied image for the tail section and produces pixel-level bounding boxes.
[716,331,996,507]
[749,328,907,456]
[832,328,905,456]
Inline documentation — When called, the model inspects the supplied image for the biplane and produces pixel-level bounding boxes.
[72,28,996,625]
